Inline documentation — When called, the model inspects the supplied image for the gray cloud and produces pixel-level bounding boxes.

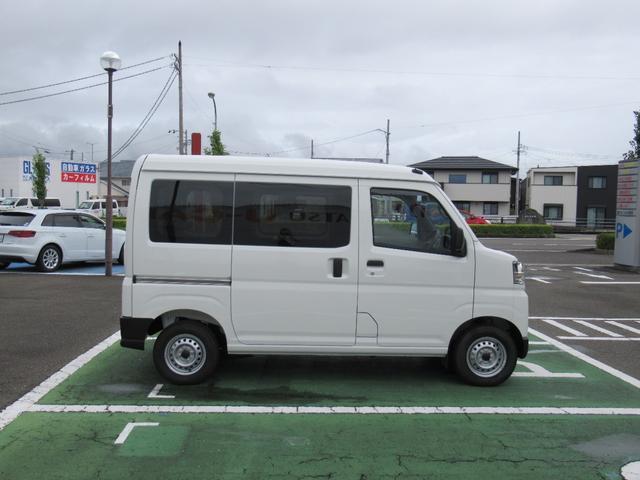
[1,0,639,170]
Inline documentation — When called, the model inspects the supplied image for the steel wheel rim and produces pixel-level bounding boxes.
[466,336,507,378]
[164,334,207,376]
[43,248,59,270]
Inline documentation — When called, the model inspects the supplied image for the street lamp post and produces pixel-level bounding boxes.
[100,51,121,277]
[207,92,218,132]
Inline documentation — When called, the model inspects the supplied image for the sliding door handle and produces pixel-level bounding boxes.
[332,258,343,278]
[367,260,384,268]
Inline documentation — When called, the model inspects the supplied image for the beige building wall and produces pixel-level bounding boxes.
[431,169,512,217]
[526,167,578,225]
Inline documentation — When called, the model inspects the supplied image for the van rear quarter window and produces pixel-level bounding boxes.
[149,180,233,244]
[234,183,351,248]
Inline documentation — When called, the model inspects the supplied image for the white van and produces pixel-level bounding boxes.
[77,199,120,217]
[0,197,62,210]
[120,155,528,386]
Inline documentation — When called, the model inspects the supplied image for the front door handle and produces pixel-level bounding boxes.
[367,260,384,268]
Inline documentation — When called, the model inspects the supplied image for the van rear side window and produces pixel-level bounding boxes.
[234,183,351,248]
[149,180,233,244]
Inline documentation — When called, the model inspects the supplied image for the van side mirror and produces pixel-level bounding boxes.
[451,223,466,257]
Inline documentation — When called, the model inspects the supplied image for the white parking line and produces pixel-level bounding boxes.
[574,272,614,280]
[573,320,623,337]
[0,331,120,431]
[528,277,551,284]
[531,317,640,321]
[529,328,640,389]
[557,337,640,341]
[28,404,640,416]
[543,320,587,337]
[606,321,640,335]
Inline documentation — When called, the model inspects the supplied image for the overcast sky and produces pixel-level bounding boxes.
[1,0,639,174]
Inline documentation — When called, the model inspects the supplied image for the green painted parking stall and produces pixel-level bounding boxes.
[32,334,640,409]
[1,326,639,479]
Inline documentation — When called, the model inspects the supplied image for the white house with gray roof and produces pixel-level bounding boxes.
[410,156,516,218]
[98,160,136,209]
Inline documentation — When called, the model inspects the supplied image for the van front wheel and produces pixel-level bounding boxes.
[153,321,219,385]
[453,326,517,386]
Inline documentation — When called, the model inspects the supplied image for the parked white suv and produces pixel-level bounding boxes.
[0,209,125,272]
[78,199,120,217]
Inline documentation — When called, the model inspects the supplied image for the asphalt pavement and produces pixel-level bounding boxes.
[0,275,121,409]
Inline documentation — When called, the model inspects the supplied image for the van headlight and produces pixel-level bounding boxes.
[513,261,524,285]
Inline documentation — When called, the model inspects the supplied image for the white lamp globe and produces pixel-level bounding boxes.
[100,51,122,71]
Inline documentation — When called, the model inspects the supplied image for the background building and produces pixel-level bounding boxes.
[98,160,135,213]
[410,156,517,218]
[525,164,618,227]
[0,156,99,207]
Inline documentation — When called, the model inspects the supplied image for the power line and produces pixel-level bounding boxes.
[266,129,380,156]
[0,65,170,106]
[524,145,618,159]
[397,100,640,132]
[0,56,169,97]
[185,56,640,82]
[112,69,177,160]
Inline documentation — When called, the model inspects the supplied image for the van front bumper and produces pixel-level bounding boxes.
[120,316,156,350]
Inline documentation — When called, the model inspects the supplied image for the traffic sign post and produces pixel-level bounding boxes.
[614,159,640,270]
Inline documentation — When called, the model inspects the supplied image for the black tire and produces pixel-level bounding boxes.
[153,321,220,385]
[118,245,124,265]
[453,326,517,387]
[36,244,62,272]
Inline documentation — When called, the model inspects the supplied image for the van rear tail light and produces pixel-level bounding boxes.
[8,230,36,238]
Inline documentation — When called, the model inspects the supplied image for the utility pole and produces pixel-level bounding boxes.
[310,139,314,159]
[385,119,390,164]
[86,142,96,163]
[177,41,184,155]
[69,149,74,161]
[515,131,521,217]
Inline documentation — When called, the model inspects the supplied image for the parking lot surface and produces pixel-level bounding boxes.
[1,234,639,479]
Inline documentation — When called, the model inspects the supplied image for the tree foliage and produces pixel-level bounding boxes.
[204,129,228,156]
[623,110,640,160]
[31,151,47,208]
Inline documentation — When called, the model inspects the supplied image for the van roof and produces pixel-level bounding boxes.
[139,155,435,183]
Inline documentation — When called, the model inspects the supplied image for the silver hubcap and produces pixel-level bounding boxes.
[466,336,507,378]
[42,248,59,270]
[164,334,207,376]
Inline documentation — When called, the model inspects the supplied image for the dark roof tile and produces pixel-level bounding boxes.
[410,156,516,172]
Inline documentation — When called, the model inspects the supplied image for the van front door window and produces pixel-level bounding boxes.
[370,188,454,255]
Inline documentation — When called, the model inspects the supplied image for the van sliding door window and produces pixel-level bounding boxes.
[149,180,233,244]
[234,183,351,248]
[370,188,454,255]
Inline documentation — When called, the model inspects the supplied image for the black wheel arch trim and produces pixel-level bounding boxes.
[448,317,528,359]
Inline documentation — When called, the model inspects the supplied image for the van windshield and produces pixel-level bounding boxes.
[78,201,93,209]
[0,198,17,206]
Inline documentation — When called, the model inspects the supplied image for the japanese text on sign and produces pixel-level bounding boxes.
[60,162,97,183]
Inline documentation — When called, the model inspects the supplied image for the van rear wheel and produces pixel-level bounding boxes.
[153,321,219,385]
[453,326,517,386]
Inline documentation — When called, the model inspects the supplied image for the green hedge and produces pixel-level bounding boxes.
[470,224,553,238]
[112,217,127,230]
[596,232,614,250]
